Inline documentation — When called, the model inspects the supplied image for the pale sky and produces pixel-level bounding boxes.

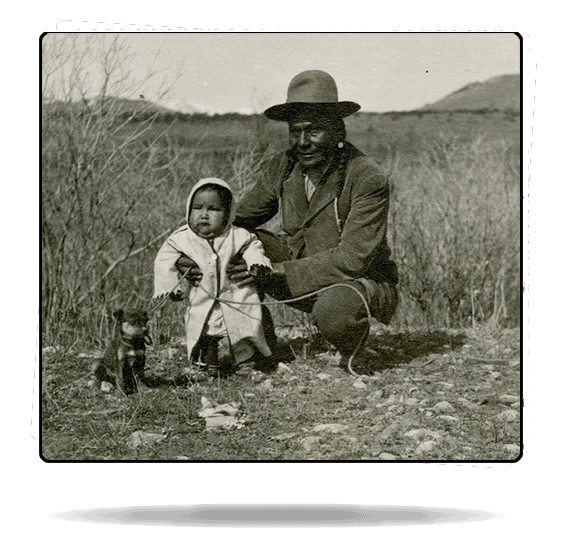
[43,32,520,114]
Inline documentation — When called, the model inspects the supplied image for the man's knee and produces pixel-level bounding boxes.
[312,282,369,340]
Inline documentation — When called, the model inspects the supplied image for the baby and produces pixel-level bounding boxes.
[153,178,273,376]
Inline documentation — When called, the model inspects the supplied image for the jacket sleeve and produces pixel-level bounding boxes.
[233,153,285,230]
[153,232,189,299]
[284,159,391,295]
[240,231,273,269]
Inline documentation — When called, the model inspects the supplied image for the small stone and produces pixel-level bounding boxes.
[353,379,367,390]
[379,453,397,460]
[457,398,479,410]
[313,423,349,434]
[100,381,114,393]
[437,415,459,423]
[435,381,454,389]
[371,448,382,457]
[258,379,274,391]
[432,401,455,414]
[317,373,332,381]
[405,429,442,442]
[250,370,266,383]
[301,436,321,451]
[499,394,519,404]
[42,346,57,356]
[504,444,521,456]
[386,394,398,405]
[496,409,519,422]
[368,390,384,401]
[489,371,502,380]
[380,423,399,440]
[277,363,293,374]
[511,402,521,409]
[176,456,190,460]
[126,431,166,449]
[404,398,419,406]
[415,440,437,455]
[509,359,520,367]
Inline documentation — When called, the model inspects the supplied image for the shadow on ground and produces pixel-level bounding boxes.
[365,330,467,371]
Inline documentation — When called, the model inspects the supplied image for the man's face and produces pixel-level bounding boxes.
[189,188,228,239]
[288,115,341,172]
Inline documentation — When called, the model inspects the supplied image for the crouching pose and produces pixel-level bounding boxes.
[153,178,274,376]
[91,309,150,395]
[178,71,399,372]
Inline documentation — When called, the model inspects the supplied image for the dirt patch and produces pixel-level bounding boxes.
[41,327,521,461]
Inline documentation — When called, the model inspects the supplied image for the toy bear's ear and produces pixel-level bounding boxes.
[113,309,124,321]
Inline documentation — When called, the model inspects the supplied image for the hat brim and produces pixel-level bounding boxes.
[264,101,361,121]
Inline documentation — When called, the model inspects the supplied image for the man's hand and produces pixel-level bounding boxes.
[226,253,254,286]
[176,255,202,286]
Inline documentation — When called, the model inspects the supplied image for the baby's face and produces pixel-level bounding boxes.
[189,188,228,239]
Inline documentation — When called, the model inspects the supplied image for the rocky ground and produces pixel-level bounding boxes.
[41,327,521,461]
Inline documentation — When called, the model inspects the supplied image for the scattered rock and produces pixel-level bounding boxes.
[499,394,519,404]
[496,410,519,422]
[404,398,419,406]
[435,381,454,390]
[317,373,332,381]
[380,423,400,441]
[405,429,442,442]
[42,346,58,356]
[379,452,397,460]
[100,381,114,393]
[176,456,190,460]
[258,379,274,391]
[277,362,293,374]
[457,398,479,410]
[489,371,502,380]
[415,440,437,455]
[368,390,384,402]
[313,423,349,434]
[250,370,266,383]
[126,431,166,449]
[509,359,520,367]
[353,379,367,390]
[437,415,459,423]
[301,436,321,451]
[370,448,382,458]
[511,402,521,409]
[504,444,521,456]
[386,394,399,405]
[432,401,455,414]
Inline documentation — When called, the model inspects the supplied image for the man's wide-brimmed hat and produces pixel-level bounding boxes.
[264,70,361,121]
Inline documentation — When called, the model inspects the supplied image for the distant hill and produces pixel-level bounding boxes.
[43,96,186,118]
[420,74,520,112]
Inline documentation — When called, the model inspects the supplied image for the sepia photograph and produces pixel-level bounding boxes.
[41,32,521,462]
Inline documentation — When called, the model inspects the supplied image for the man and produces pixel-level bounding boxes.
[179,70,398,371]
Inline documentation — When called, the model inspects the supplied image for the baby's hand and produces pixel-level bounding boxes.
[176,254,202,285]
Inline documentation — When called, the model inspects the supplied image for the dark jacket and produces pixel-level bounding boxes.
[234,142,398,297]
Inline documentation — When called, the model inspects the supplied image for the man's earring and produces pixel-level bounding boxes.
[337,142,344,149]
